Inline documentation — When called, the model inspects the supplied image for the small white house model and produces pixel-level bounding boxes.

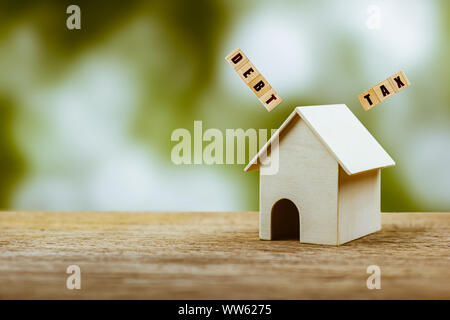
[245,104,395,245]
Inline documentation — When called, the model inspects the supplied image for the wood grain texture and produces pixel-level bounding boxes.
[0,211,449,299]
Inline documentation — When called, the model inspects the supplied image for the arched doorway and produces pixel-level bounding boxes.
[271,198,300,240]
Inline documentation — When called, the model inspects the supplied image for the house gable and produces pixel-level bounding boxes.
[259,115,339,245]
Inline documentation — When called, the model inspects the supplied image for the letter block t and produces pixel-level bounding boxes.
[357,70,411,111]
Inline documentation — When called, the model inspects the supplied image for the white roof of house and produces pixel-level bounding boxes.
[245,104,395,175]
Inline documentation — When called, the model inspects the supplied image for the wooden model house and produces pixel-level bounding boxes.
[245,104,395,245]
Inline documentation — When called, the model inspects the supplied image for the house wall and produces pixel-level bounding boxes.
[260,115,339,245]
[338,167,381,244]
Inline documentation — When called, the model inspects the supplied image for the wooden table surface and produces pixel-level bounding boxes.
[0,211,449,299]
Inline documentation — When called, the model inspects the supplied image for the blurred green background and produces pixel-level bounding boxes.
[0,0,449,211]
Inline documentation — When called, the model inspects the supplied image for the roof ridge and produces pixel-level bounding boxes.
[245,104,395,174]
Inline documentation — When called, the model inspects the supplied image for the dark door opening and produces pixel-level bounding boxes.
[271,198,300,240]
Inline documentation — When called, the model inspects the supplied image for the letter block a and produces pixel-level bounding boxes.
[373,79,395,102]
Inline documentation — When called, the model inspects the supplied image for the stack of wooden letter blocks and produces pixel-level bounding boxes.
[358,70,411,111]
[226,48,282,112]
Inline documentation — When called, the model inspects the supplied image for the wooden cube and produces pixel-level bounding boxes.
[225,48,248,70]
[225,47,283,111]
[358,88,380,111]
[373,79,395,102]
[388,70,410,93]
[237,61,260,84]
[357,70,410,110]
[259,89,282,111]
[249,75,271,98]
